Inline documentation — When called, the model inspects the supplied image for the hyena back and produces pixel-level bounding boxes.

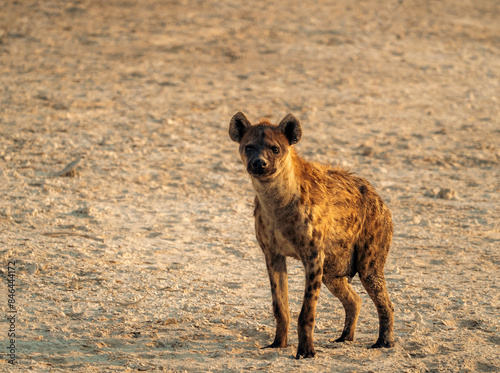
[229,112,395,359]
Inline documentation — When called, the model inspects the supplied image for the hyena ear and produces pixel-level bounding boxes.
[278,114,302,145]
[229,112,251,143]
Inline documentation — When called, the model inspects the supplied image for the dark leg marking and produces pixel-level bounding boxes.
[263,254,290,349]
[296,255,324,359]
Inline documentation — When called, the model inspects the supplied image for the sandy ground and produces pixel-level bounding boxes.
[0,0,499,371]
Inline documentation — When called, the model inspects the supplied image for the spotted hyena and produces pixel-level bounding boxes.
[229,112,395,359]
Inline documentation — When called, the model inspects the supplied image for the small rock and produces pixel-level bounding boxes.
[414,311,423,323]
[425,187,457,200]
[437,188,457,200]
[72,206,92,217]
[419,219,430,227]
[441,319,455,327]
[54,158,81,177]
[361,146,374,156]
[425,187,440,198]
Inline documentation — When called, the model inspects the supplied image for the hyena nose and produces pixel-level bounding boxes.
[251,159,267,171]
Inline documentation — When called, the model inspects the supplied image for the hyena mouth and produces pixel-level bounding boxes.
[247,166,275,180]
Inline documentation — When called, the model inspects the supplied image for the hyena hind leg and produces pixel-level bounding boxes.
[322,275,361,342]
[358,270,395,348]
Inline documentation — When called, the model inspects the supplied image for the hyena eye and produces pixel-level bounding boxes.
[271,146,280,154]
[245,145,255,152]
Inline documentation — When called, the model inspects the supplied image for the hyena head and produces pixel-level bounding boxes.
[229,112,302,181]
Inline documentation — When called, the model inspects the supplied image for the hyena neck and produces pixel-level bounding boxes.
[252,149,302,217]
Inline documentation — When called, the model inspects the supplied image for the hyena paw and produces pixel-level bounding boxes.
[334,336,354,343]
[370,339,395,349]
[295,342,316,359]
[262,340,288,349]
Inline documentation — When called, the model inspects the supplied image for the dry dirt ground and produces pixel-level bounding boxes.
[1,0,499,372]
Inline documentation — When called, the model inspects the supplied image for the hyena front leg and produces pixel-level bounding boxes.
[296,251,324,359]
[263,254,290,349]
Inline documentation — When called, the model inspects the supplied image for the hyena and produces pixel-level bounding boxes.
[229,112,395,359]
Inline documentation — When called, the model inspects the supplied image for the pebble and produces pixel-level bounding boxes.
[437,188,458,200]
[425,187,458,200]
